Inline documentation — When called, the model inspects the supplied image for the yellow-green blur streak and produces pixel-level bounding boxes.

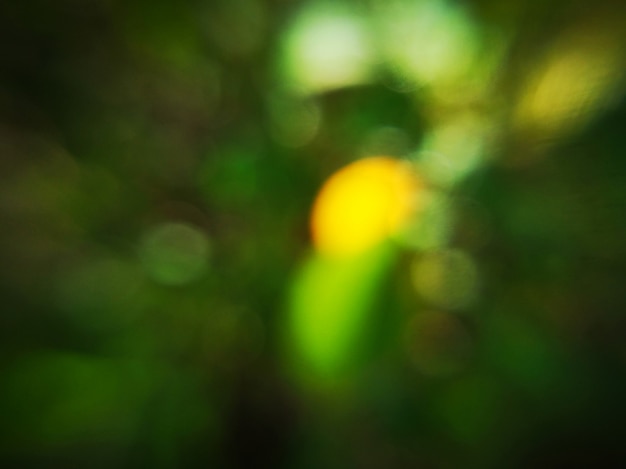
[288,243,395,381]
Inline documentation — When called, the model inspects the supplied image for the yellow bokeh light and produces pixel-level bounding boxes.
[515,28,625,141]
[311,156,421,257]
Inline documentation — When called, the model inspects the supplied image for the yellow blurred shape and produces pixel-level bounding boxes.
[311,157,421,257]
[515,30,624,139]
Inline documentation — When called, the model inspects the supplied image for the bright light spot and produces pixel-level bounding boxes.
[515,29,625,140]
[281,3,374,94]
[373,0,479,87]
[139,222,210,285]
[417,113,492,187]
[412,249,479,310]
[311,157,423,257]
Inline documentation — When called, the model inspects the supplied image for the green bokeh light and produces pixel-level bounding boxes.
[280,2,374,94]
[288,244,395,381]
[139,222,211,286]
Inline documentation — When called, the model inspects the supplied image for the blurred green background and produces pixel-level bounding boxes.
[1,0,626,467]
